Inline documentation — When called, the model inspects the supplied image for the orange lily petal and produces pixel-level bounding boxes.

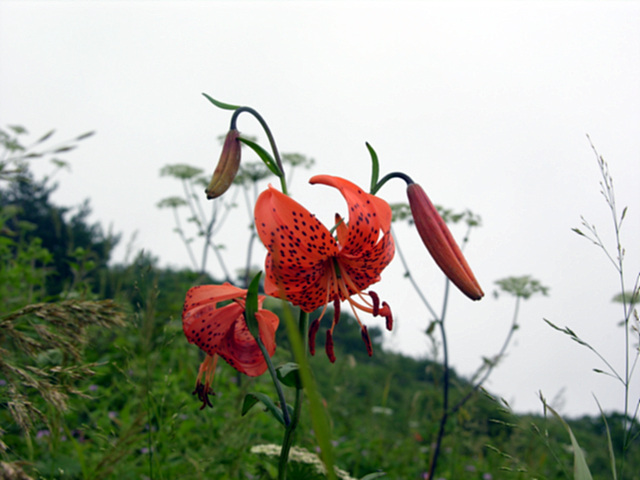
[216,309,279,377]
[183,295,245,356]
[255,175,396,361]
[310,175,393,255]
[183,283,249,313]
[255,185,339,312]
[182,283,280,377]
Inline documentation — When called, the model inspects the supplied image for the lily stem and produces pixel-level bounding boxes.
[278,310,309,480]
[230,106,288,195]
[257,337,291,427]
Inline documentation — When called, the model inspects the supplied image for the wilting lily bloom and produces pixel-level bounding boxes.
[205,129,241,199]
[255,175,394,362]
[407,183,484,300]
[182,283,279,408]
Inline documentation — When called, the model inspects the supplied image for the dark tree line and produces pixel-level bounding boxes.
[0,169,118,297]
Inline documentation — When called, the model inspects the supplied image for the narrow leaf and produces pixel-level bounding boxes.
[53,146,76,154]
[366,142,379,194]
[543,318,564,332]
[238,136,282,177]
[241,392,285,426]
[36,130,55,144]
[360,473,387,480]
[542,396,593,480]
[283,307,336,479]
[202,92,241,110]
[276,362,302,389]
[244,272,261,339]
[75,131,95,141]
[593,396,617,480]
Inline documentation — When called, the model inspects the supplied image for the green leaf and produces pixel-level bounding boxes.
[53,146,76,154]
[238,136,282,177]
[360,473,387,480]
[202,92,241,110]
[50,158,70,170]
[8,125,27,135]
[366,142,379,194]
[276,362,302,389]
[36,129,55,144]
[244,272,261,339]
[541,394,593,480]
[242,392,285,426]
[594,396,617,480]
[283,307,337,479]
[75,131,95,141]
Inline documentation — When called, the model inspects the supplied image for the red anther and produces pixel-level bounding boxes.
[361,325,373,357]
[369,291,380,317]
[380,301,393,331]
[192,383,215,410]
[309,318,321,356]
[332,297,341,327]
[325,330,336,363]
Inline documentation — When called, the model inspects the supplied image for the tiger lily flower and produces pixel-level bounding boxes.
[182,283,279,409]
[255,175,394,362]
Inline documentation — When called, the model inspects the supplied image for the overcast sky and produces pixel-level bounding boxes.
[1,1,639,417]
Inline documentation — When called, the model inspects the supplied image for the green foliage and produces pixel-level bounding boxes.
[541,394,594,480]
[0,124,93,183]
[2,126,637,480]
[0,173,118,297]
[2,249,638,478]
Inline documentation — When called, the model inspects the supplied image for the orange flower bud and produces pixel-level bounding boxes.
[407,183,484,300]
[205,129,241,199]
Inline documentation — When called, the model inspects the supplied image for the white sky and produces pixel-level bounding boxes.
[1,1,639,417]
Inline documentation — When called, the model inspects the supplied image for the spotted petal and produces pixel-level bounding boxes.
[310,175,393,256]
[339,230,395,294]
[217,309,279,376]
[183,284,247,354]
[310,175,395,294]
[182,284,279,377]
[255,185,339,312]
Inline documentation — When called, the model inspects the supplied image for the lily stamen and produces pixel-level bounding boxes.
[193,353,218,410]
[255,175,395,361]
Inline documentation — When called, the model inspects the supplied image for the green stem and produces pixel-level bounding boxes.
[427,280,451,479]
[371,171,414,194]
[230,106,288,195]
[277,310,309,480]
[256,337,291,427]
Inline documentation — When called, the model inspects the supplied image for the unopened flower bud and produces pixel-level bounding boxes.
[407,183,484,300]
[205,129,241,199]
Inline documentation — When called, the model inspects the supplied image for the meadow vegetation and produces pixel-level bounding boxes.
[1,123,637,479]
